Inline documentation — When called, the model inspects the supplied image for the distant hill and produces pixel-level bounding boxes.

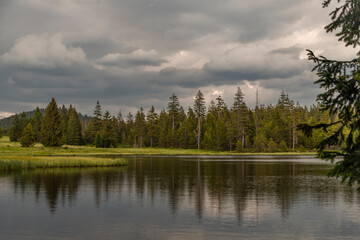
[0,112,14,119]
[0,108,91,129]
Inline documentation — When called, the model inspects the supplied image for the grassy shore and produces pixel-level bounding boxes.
[0,156,127,170]
[0,136,315,157]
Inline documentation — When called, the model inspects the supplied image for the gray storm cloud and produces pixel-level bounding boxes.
[96,49,168,68]
[1,34,87,69]
[0,0,353,115]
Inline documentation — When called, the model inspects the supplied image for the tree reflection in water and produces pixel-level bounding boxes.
[3,157,359,220]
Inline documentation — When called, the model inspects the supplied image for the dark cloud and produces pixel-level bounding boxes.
[97,49,168,68]
[269,46,303,59]
[0,0,347,114]
[203,46,310,81]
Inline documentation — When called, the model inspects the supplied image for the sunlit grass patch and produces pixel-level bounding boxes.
[0,136,316,157]
[0,156,127,170]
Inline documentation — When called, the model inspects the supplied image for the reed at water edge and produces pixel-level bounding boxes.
[0,156,127,170]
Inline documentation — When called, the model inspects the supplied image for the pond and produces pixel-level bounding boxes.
[0,156,359,239]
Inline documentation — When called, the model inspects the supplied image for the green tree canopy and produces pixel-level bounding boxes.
[232,87,249,149]
[167,93,181,131]
[86,101,102,144]
[194,90,205,149]
[31,107,43,142]
[20,123,35,147]
[8,114,22,142]
[299,0,360,189]
[41,98,63,147]
[66,106,84,145]
[146,106,159,147]
[134,108,146,147]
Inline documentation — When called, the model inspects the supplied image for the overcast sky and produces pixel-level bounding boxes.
[0,0,356,116]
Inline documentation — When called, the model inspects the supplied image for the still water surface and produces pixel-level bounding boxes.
[0,156,359,239]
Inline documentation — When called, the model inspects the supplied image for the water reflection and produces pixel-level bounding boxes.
[2,157,358,220]
[1,157,360,239]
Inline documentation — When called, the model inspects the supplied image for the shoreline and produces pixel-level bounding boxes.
[0,137,316,157]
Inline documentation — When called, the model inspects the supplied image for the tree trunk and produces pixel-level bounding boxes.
[197,118,201,149]
[292,117,296,150]
[241,126,245,149]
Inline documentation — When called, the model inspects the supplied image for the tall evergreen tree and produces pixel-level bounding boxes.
[95,131,103,148]
[194,90,206,149]
[167,94,181,147]
[20,123,35,147]
[31,107,43,142]
[101,111,117,148]
[125,112,135,147]
[298,0,360,189]
[41,98,63,147]
[134,108,146,147]
[147,106,159,147]
[246,109,256,148]
[178,107,197,149]
[167,94,181,131]
[94,100,102,119]
[86,101,102,144]
[158,110,169,148]
[19,112,29,131]
[204,96,228,150]
[215,95,228,150]
[203,108,216,150]
[66,107,84,145]
[115,110,126,145]
[8,114,22,142]
[8,112,29,142]
[232,87,248,149]
[275,92,293,147]
[60,105,69,144]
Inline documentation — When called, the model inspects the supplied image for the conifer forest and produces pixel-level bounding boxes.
[5,88,333,152]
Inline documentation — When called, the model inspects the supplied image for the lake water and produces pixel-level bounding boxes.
[1,156,359,239]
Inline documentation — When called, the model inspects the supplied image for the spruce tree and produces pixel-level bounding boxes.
[203,110,216,150]
[298,0,360,188]
[60,105,68,144]
[188,107,198,148]
[246,109,256,148]
[158,110,169,148]
[100,111,117,148]
[276,91,294,148]
[20,123,35,147]
[66,107,84,145]
[185,107,197,148]
[116,110,126,145]
[215,95,228,150]
[194,90,205,149]
[134,108,146,147]
[174,106,186,148]
[9,114,22,142]
[167,94,181,147]
[95,131,103,148]
[19,112,29,131]
[41,98,63,147]
[125,112,135,147]
[31,107,43,142]
[86,101,102,143]
[147,106,159,147]
[204,97,228,150]
[232,87,248,150]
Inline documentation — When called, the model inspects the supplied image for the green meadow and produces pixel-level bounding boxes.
[0,136,315,170]
[0,137,129,170]
[0,136,315,157]
[0,156,127,170]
